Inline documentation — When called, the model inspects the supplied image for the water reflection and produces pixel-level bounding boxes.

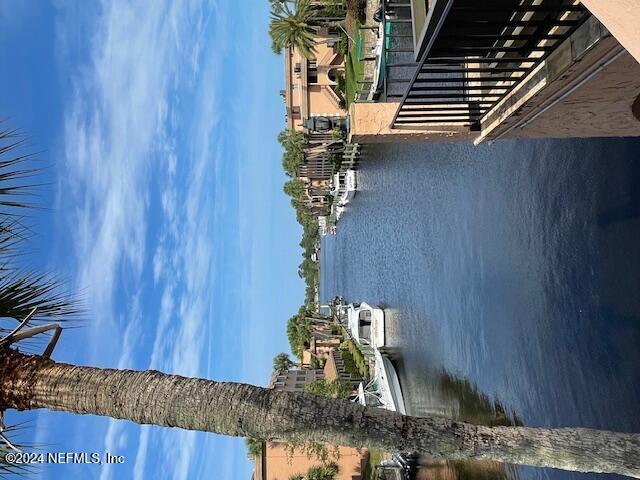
[437,372,521,427]
[411,371,521,480]
[320,138,640,480]
[413,460,514,480]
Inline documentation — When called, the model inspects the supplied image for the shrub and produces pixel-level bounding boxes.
[245,438,263,459]
[337,32,348,56]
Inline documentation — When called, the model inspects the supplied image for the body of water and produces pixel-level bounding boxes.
[320,138,640,480]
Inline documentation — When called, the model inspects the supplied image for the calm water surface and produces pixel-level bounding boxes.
[320,139,640,480]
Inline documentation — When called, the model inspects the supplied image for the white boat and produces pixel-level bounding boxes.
[375,349,406,414]
[345,302,385,349]
[341,301,405,414]
[356,350,406,414]
[332,170,357,206]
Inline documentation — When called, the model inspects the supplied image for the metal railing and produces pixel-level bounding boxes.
[390,0,591,130]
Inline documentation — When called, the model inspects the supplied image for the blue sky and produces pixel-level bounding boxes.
[0,1,302,478]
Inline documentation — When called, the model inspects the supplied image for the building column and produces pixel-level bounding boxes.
[581,0,640,63]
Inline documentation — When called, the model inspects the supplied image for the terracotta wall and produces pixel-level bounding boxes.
[308,85,343,116]
[264,441,367,480]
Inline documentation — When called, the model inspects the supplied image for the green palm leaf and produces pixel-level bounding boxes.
[0,125,79,476]
[0,421,38,478]
[0,125,79,325]
[269,0,318,58]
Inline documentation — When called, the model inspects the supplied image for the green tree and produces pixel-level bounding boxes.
[277,127,323,305]
[286,311,312,358]
[284,178,307,199]
[0,128,79,475]
[304,379,352,399]
[269,0,318,59]
[273,352,296,373]
[278,129,306,177]
[245,437,263,459]
[315,1,346,21]
[285,461,342,480]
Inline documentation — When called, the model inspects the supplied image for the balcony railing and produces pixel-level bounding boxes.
[390,0,591,130]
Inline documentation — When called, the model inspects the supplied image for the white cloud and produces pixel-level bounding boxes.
[56,1,223,479]
[132,65,226,479]
[132,425,150,480]
[59,0,215,330]
[62,2,176,338]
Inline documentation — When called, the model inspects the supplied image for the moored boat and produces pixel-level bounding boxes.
[332,170,357,206]
[345,302,385,349]
[355,350,406,415]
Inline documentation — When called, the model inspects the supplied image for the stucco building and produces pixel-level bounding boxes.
[270,368,324,393]
[283,28,348,132]
[253,441,367,480]
[580,0,640,63]
[323,349,364,391]
[283,31,349,217]
[301,322,343,366]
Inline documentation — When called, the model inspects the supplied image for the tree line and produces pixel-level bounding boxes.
[279,129,321,305]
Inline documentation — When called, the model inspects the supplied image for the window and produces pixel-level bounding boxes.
[308,59,318,84]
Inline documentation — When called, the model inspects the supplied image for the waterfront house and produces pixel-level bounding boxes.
[301,328,343,366]
[349,0,640,143]
[283,27,350,218]
[311,332,342,357]
[283,27,348,132]
[269,368,324,393]
[323,349,364,391]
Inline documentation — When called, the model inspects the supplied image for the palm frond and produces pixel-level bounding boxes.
[0,271,80,324]
[0,219,30,256]
[0,123,79,478]
[0,128,42,214]
[269,0,318,58]
[0,124,81,330]
[0,422,38,479]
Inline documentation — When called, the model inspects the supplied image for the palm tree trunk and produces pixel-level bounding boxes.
[1,349,639,478]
